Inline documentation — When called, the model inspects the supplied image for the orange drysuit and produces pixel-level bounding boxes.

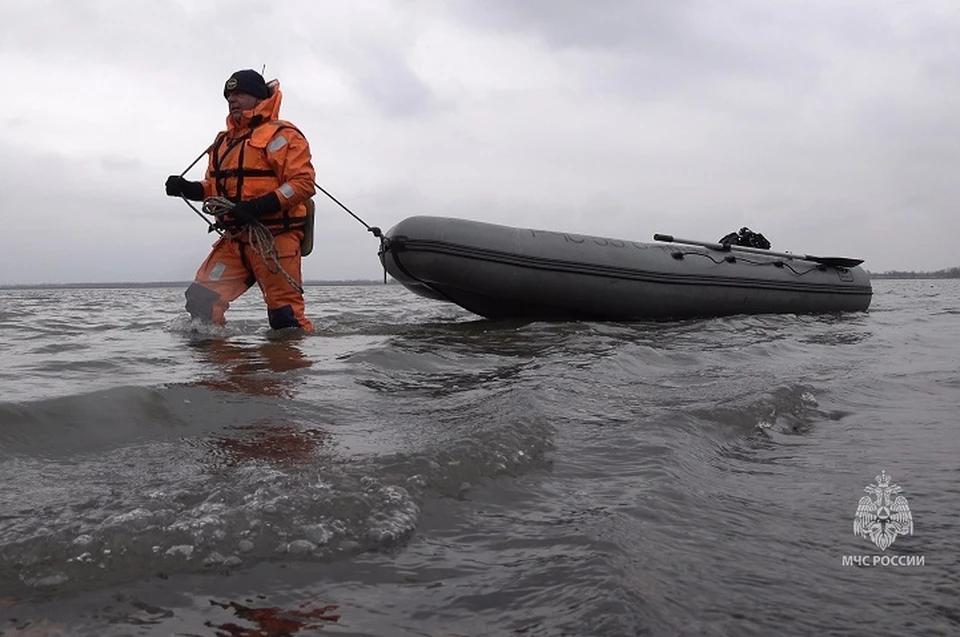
[185,80,316,331]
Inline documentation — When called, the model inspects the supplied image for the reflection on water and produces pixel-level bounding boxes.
[200,425,335,469]
[186,336,314,398]
[205,598,341,637]
[182,336,336,469]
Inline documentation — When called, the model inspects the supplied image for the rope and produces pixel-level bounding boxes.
[313,181,381,239]
[201,196,304,294]
[311,180,391,283]
[177,145,223,235]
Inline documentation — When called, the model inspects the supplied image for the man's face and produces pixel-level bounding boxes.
[226,91,260,120]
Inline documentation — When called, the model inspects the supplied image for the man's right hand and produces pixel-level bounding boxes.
[165,175,204,201]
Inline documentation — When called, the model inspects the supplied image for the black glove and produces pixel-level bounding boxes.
[231,191,281,226]
[230,200,258,226]
[165,175,204,201]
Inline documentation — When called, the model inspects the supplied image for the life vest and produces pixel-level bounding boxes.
[209,119,310,234]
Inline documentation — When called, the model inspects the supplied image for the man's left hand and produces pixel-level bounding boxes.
[230,200,259,225]
[231,192,282,226]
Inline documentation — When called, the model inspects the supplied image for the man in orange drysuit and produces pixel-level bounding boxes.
[165,69,316,331]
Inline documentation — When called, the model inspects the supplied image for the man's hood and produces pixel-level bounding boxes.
[225,79,283,135]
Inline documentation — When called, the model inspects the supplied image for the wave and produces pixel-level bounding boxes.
[0,384,288,458]
[0,378,552,598]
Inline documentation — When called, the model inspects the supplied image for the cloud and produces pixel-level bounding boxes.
[297,17,450,119]
[442,0,693,51]
[1,0,959,285]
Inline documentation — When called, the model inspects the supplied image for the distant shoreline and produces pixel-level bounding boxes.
[0,280,399,290]
[863,266,959,279]
[4,267,960,289]
[2,275,958,289]
[866,273,960,280]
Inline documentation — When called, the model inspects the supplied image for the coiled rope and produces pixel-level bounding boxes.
[176,143,388,283]
[201,196,304,294]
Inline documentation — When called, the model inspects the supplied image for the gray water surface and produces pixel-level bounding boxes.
[0,280,957,636]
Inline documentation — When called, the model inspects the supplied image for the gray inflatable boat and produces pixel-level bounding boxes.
[377,216,873,321]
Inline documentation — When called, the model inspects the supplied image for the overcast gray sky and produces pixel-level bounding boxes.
[1,0,957,284]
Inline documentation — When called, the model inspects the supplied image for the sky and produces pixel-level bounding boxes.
[1,0,958,284]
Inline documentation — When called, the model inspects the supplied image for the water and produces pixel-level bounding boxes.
[0,280,957,636]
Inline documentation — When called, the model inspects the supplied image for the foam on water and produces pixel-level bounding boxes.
[0,375,551,597]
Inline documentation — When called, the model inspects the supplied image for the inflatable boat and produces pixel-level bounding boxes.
[376,216,873,321]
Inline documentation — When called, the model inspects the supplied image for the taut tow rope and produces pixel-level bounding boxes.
[177,145,222,235]
[312,181,381,239]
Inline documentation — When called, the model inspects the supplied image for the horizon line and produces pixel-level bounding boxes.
[0,279,399,290]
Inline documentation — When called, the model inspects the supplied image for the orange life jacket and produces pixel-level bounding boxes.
[202,81,316,234]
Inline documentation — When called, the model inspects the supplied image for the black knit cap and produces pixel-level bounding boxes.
[223,69,270,99]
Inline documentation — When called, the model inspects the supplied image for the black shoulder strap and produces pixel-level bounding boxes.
[211,129,268,201]
[210,123,306,203]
